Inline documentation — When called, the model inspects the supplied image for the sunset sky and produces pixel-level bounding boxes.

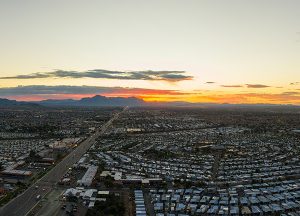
[0,0,299,104]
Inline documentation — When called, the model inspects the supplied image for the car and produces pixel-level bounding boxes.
[36,195,41,200]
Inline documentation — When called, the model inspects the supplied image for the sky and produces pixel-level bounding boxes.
[0,0,299,104]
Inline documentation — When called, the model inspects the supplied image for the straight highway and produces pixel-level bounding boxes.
[0,106,128,216]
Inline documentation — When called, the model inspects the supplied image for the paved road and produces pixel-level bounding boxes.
[30,188,64,216]
[0,107,127,216]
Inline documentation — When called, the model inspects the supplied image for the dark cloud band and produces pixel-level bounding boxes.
[246,84,270,88]
[0,69,193,82]
[221,85,243,88]
[0,85,183,96]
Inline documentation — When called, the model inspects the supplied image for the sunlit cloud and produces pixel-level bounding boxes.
[281,91,300,96]
[220,84,272,88]
[175,92,300,104]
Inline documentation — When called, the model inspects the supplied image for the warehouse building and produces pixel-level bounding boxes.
[77,165,98,187]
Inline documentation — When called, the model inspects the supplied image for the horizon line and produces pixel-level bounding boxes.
[0,95,299,106]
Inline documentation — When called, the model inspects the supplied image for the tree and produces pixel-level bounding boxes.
[104,176,114,188]
[28,150,42,162]
[29,150,37,158]
[86,194,125,216]
[56,152,64,161]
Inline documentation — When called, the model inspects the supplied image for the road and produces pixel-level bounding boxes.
[30,188,65,216]
[0,107,127,216]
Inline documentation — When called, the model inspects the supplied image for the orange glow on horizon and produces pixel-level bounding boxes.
[5,90,300,105]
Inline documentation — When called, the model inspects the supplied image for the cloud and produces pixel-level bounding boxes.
[239,93,300,103]
[221,85,243,88]
[1,85,299,104]
[220,84,271,88]
[281,91,300,96]
[246,84,270,88]
[205,82,215,84]
[185,92,300,104]
[0,85,188,101]
[0,69,193,82]
[0,85,113,96]
[290,82,300,85]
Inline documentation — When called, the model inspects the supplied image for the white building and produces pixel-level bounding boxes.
[77,165,98,186]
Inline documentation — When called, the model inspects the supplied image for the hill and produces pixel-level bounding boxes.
[38,95,145,107]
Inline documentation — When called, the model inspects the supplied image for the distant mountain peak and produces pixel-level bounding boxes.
[37,95,145,106]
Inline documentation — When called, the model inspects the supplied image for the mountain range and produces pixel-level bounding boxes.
[0,95,299,109]
[0,98,40,107]
[37,95,145,107]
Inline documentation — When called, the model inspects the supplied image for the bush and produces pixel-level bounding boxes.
[86,194,125,216]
